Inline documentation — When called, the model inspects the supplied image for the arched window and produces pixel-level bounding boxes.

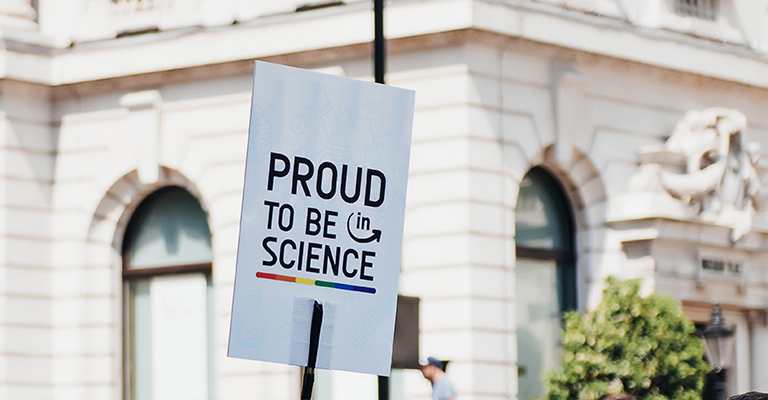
[515,167,577,400]
[122,187,214,400]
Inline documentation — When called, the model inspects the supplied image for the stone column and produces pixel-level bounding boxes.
[750,318,768,391]
[0,0,37,31]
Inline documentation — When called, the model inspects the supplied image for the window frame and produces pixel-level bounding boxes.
[120,186,214,400]
[514,167,579,400]
[514,167,578,312]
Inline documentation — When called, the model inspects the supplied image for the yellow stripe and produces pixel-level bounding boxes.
[295,278,315,285]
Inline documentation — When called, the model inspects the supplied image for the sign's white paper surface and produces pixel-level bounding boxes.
[228,61,414,376]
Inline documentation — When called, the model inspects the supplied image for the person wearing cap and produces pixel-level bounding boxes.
[420,357,456,400]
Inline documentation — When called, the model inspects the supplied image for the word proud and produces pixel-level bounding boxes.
[267,152,386,207]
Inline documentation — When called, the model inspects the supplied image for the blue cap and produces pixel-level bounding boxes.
[419,357,443,369]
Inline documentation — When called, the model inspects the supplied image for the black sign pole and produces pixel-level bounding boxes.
[374,0,385,84]
[375,2,389,398]
[300,301,324,400]
[378,375,390,400]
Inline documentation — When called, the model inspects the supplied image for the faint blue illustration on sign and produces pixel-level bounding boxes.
[236,291,268,348]
[366,129,393,162]
[249,104,274,166]
[278,306,293,340]
[351,293,396,351]
[315,87,355,164]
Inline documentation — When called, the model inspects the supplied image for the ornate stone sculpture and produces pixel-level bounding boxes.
[641,108,764,242]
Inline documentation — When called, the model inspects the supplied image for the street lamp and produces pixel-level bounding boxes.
[701,302,735,400]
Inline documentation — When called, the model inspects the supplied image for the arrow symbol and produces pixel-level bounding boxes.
[347,213,382,244]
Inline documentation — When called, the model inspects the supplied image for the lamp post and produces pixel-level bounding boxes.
[701,303,735,400]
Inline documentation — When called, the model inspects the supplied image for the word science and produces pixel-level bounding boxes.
[228,61,414,377]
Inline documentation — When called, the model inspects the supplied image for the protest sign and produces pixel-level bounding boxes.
[228,61,414,376]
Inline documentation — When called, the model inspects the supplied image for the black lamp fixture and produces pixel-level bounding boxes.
[701,301,735,373]
[701,300,735,400]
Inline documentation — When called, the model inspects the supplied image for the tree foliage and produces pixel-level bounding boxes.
[544,277,710,400]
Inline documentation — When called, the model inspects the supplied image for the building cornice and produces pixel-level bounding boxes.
[1,0,768,97]
[478,0,767,62]
[30,28,767,101]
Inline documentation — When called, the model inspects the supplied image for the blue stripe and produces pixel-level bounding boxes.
[353,286,376,294]
[335,283,355,291]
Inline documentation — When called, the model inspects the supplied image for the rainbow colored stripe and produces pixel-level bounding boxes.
[256,272,376,294]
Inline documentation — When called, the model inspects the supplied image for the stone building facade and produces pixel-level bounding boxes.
[1,0,768,399]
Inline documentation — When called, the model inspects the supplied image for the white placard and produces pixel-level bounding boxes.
[228,61,414,376]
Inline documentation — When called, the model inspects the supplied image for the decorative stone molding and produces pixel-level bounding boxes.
[615,0,664,28]
[113,0,168,13]
[120,90,162,185]
[696,248,748,290]
[639,108,765,242]
[0,0,37,31]
[552,63,591,166]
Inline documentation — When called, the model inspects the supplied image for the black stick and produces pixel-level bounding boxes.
[378,375,389,400]
[374,0,385,84]
[300,301,324,400]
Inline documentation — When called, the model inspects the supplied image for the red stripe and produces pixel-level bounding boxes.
[256,272,277,280]
[256,272,295,282]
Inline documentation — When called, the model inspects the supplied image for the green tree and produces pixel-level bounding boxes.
[543,276,710,400]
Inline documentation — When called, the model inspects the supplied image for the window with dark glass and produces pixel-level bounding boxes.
[674,0,718,21]
[515,167,577,400]
[122,186,214,400]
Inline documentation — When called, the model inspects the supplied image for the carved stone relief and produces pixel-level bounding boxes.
[639,108,765,242]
